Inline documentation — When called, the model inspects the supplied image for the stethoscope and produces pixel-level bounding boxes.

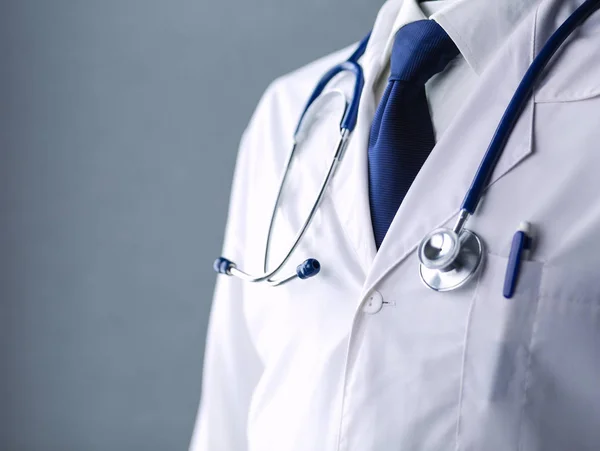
[214,0,600,289]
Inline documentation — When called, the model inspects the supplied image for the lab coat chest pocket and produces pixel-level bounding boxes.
[517,263,600,451]
[461,254,600,451]
[458,253,543,451]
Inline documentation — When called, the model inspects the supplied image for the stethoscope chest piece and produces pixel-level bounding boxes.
[418,228,484,292]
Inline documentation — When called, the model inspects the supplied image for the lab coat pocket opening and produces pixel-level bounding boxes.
[457,253,543,451]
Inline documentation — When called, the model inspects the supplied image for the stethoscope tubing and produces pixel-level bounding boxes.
[262,130,351,286]
[461,0,600,216]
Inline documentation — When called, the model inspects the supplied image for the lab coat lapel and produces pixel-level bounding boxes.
[361,8,538,296]
[325,0,405,272]
[328,79,378,271]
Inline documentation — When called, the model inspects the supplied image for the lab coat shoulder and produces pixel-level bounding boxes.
[243,41,359,155]
[189,41,359,451]
[534,0,600,102]
[188,107,264,451]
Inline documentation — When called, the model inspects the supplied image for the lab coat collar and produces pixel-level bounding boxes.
[373,0,542,76]
[433,0,541,75]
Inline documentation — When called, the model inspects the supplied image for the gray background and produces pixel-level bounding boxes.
[0,0,379,450]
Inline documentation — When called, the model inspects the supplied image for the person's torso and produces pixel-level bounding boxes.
[235,0,600,449]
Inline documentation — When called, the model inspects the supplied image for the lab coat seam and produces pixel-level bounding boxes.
[334,271,376,451]
[535,265,600,304]
[540,261,583,269]
[484,250,547,271]
[484,253,546,265]
[536,292,600,306]
[454,265,484,451]
[334,313,368,451]
[533,90,600,103]
[516,263,545,451]
[483,98,534,194]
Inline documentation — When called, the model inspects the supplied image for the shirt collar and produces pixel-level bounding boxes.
[365,0,542,76]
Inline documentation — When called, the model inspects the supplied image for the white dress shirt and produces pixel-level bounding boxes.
[373,0,478,141]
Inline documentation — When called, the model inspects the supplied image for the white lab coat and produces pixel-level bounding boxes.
[191,0,600,449]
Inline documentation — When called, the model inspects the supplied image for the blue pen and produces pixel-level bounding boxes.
[503,222,533,299]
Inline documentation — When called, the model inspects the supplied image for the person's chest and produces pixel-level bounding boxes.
[236,3,600,449]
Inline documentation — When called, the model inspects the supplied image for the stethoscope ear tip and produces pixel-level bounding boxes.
[296,258,321,280]
[214,257,235,275]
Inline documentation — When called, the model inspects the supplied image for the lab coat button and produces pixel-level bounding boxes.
[363,291,384,314]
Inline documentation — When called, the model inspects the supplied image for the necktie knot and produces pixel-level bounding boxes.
[390,19,459,85]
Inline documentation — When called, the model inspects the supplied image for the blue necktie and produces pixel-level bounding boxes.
[368,20,459,249]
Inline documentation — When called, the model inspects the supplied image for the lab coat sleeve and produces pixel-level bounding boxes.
[188,118,265,450]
